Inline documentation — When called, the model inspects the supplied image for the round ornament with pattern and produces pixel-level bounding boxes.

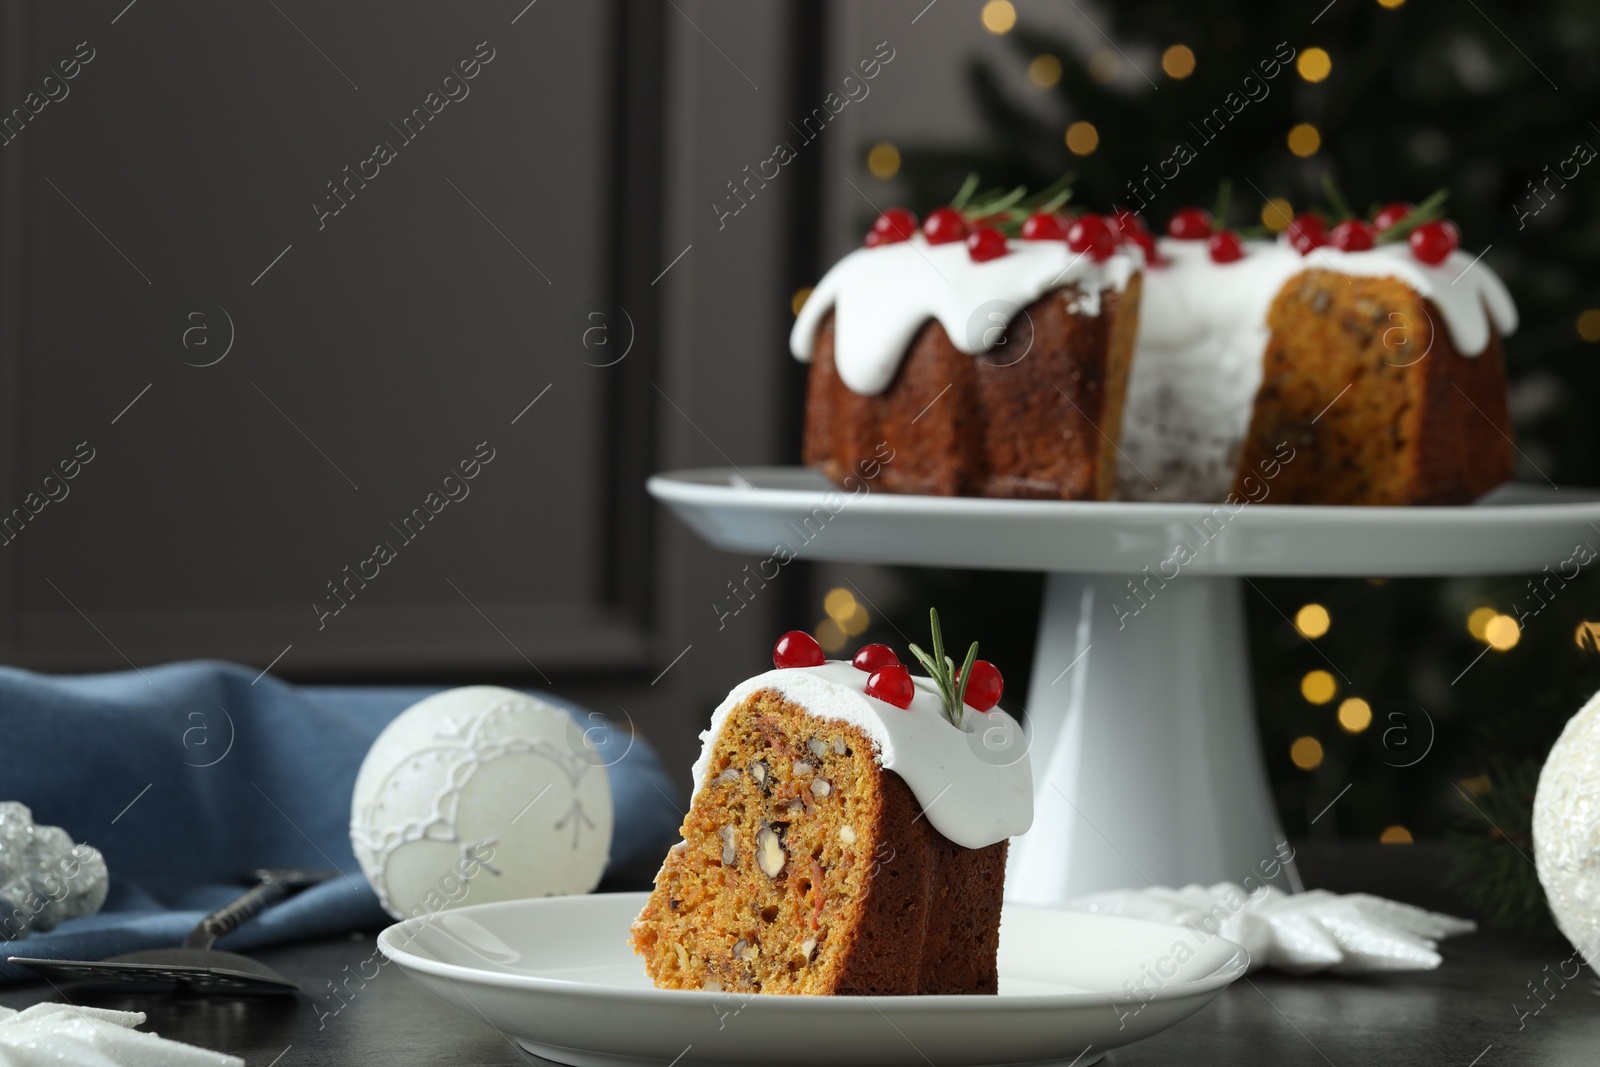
[1533,688,1600,975]
[350,686,612,920]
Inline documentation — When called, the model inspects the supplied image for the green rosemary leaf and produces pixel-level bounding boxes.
[1036,189,1073,216]
[950,173,981,211]
[954,641,978,727]
[994,185,1029,212]
[907,641,953,718]
[1375,188,1449,242]
[1025,174,1074,209]
[906,642,942,681]
[1321,173,1354,221]
[1212,177,1233,227]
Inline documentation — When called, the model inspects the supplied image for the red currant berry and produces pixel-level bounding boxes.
[1373,202,1413,232]
[863,230,884,248]
[773,630,825,669]
[1287,213,1329,254]
[966,226,1009,262]
[871,207,918,244]
[1066,214,1117,262]
[1020,212,1069,241]
[852,643,900,672]
[1330,219,1376,252]
[1409,219,1460,265]
[1206,230,1245,263]
[1113,208,1151,238]
[958,660,1004,712]
[1167,207,1213,240]
[922,207,968,245]
[865,664,916,709]
[1117,227,1162,266]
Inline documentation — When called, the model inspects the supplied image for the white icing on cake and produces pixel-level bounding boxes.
[690,661,1032,850]
[790,236,1139,395]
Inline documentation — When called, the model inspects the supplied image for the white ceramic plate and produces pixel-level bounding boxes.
[378,891,1248,1067]
[647,467,1600,576]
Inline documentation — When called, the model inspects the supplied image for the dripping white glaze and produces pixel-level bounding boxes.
[690,661,1032,850]
[790,235,1139,395]
[1117,236,1518,500]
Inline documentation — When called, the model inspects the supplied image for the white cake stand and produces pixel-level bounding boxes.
[649,467,1600,904]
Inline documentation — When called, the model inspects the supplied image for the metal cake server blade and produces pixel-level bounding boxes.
[9,867,332,995]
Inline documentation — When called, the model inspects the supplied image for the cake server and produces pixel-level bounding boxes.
[8,867,332,994]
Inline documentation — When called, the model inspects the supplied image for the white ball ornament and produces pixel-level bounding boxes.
[1533,688,1600,975]
[350,686,613,920]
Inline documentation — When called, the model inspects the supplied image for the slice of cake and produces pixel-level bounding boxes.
[792,185,1143,500]
[630,618,1031,995]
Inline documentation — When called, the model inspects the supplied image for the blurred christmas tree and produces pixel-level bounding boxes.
[868,0,1600,929]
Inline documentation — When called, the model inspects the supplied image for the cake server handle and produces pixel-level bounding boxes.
[183,868,334,951]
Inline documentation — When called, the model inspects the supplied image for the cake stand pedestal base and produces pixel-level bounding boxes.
[1006,573,1301,904]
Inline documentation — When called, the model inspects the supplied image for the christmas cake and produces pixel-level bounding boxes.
[793,188,1517,506]
[630,616,1031,996]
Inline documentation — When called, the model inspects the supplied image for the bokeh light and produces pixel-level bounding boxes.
[1577,621,1600,651]
[1380,825,1414,844]
[1161,44,1196,79]
[1301,669,1337,704]
[791,287,812,316]
[1576,308,1600,342]
[815,618,847,653]
[1297,47,1332,83]
[1467,605,1498,641]
[1028,54,1063,89]
[1485,614,1521,651]
[1065,121,1100,156]
[1295,603,1331,638]
[1290,736,1325,770]
[1288,123,1322,157]
[980,0,1016,34]
[866,142,901,180]
[1337,697,1373,733]
[841,604,870,637]
[1261,198,1294,232]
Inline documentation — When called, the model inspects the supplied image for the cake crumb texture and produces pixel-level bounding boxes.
[1235,270,1513,505]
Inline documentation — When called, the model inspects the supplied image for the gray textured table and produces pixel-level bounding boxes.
[4,845,1598,1065]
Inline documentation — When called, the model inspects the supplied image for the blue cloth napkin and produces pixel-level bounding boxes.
[0,661,682,984]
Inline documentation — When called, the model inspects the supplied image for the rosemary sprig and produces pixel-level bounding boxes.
[1212,177,1233,227]
[949,173,981,211]
[906,608,979,728]
[947,173,1075,237]
[1374,187,1449,242]
[1321,173,1355,222]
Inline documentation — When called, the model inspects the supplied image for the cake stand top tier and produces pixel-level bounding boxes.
[649,468,1600,577]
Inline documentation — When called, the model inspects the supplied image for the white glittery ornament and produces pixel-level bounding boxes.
[350,686,612,921]
[0,802,109,939]
[1533,688,1600,976]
